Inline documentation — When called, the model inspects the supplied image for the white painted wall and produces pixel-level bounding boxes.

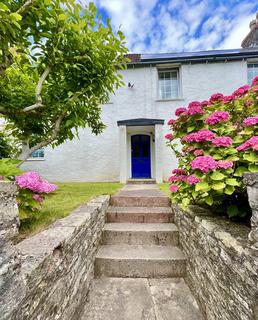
[22,60,248,182]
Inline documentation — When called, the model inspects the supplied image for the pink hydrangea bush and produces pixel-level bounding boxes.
[165,77,258,217]
[16,171,57,218]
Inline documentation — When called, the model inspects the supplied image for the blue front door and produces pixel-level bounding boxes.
[131,134,151,178]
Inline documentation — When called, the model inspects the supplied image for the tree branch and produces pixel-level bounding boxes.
[23,65,51,112]
[17,111,66,164]
[16,0,36,15]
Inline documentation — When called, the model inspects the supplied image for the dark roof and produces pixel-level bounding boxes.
[117,118,164,126]
[126,48,258,66]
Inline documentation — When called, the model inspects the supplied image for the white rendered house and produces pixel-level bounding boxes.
[22,18,258,183]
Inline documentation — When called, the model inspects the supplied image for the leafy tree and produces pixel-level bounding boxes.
[0,0,127,163]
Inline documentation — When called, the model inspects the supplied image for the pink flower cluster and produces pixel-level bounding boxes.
[223,95,234,103]
[165,133,173,140]
[183,129,215,143]
[193,149,204,156]
[201,100,209,107]
[212,136,233,147]
[209,93,224,104]
[217,160,233,170]
[205,111,230,125]
[167,119,176,125]
[16,172,57,194]
[252,76,258,86]
[191,155,217,173]
[172,168,187,175]
[187,175,202,185]
[175,107,187,117]
[170,185,179,193]
[183,146,196,153]
[232,85,250,97]
[237,136,258,151]
[243,116,258,127]
[187,101,204,116]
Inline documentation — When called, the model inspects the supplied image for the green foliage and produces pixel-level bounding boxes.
[0,130,18,158]
[0,1,128,159]
[0,158,22,178]
[167,84,258,218]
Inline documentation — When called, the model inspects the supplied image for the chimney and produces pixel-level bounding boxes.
[241,12,258,48]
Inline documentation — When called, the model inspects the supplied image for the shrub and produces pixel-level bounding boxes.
[0,159,57,219]
[166,76,258,218]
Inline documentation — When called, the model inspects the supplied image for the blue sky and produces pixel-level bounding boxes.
[90,0,258,53]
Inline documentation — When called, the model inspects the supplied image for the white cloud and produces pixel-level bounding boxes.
[93,0,258,53]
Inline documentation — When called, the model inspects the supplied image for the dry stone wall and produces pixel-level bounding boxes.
[0,184,109,320]
[173,205,258,320]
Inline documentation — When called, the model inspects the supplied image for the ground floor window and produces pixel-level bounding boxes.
[248,63,258,85]
[31,149,44,159]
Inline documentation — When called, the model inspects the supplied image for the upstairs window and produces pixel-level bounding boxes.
[31,149,44,159]
[158,70,179,100]
[248,63,258,85]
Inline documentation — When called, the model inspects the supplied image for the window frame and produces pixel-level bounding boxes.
[157,67,181,101]
[27,148,45,161]
[247,62,258,85]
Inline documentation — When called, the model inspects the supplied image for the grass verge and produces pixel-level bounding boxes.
[18,182,122,240]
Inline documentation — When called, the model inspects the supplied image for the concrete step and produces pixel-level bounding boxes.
[80,278,204,320]
[127,179,156,184]
[95,245,186,278]
[111,195,170,207]
[106,206,173,223]
[102,223,179,245]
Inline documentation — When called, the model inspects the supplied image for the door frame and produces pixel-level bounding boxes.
[127,132,154,179]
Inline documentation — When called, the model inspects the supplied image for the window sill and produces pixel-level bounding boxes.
[26,158,45,161]
[155,98,185,102]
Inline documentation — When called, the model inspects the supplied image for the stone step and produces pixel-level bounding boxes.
[94,244,186,278]
[106,206,173,223]
[127,179,156,184]
[102,223,179,245]
[80,278,204,320]
[110,195,170,207]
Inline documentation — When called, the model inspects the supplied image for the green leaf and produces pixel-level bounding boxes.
[0,3,9,11]
[234,166,247,177]
[212,182,226,190]
[195,182,210,192]
[224,186,235,195]
[248,164,258,172]
[58,13,66,21]
[243,152,258,163]
[226,178,240,186]
[10,12,22,21]
[210,171,226,181]
[226,155,239,161]
[227,205,239,217]
[182,198,190,208]
[204,196,213,206]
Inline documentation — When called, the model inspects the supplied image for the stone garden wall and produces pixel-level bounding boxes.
[173,205,258,320]
[0,181,109,320]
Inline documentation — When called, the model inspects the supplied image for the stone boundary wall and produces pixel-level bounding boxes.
[1,192,109,320]
[173,205,258,320]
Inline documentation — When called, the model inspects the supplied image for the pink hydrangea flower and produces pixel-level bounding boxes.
[223,95,234,103]
[217,160,233,170]
[165,133,173,140]
[193,149,204,156]
[167,119,176,125]
[201,100,210,107]
[175,107,187,117]
[183,129,215,143]
[205,111,230,125]
[183,146,196,153]
[232,85,250,97]
[252,76,258,86]
[209,93,224,104]
[172,168,187,175]
[243,116,258,127]
[16,171,57,194]
[212,136,233,147]
[237,136,258,151]
[187,175,202,185]
[187,101,204,116]
[169,185,179,193]
[33,194,43,202]
[191,155,217,173]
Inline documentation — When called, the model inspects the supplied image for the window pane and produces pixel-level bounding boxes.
[158,70,179,99]
[31,149,44,158]
[248,64,258,85]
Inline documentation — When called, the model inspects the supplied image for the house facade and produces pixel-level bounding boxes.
[22,17,258,183]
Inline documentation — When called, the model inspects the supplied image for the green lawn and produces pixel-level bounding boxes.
[19,182,122,240]
[159,183,170,196]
